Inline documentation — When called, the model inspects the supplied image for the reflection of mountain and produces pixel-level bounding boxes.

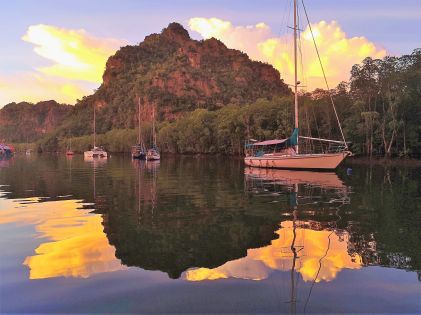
[103,165,353,279]
[179,169,359,283]
[0,156,419,281]
[184,221,362,282]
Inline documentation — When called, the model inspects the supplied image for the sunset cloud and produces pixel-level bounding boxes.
[0,25,125,105]
[22,24,125,83]
[189,18,387,90]
[0,72,93,105]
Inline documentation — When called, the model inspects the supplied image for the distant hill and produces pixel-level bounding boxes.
[0,100,72,142]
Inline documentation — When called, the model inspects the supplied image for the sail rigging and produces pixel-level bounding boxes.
[244,0,351,170]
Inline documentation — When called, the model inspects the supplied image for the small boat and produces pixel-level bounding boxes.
[25,149,32,155]
[132,96,146,160]
[146,104,160,161]
[244,0,351,170]
[84,146,107,158]
[66,150,74,156]
[132,144,146,160]
[84,103,107,159]
[146,147,160,161]
[0,143,14,157]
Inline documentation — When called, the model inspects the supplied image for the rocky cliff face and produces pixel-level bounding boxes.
[92,22,290,126]
[0,100,71,142]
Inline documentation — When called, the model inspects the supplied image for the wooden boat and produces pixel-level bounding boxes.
[244,0,351,170]
[84,103,107,159]
[132,96,146,160]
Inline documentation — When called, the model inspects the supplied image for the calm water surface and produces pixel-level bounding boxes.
[0,154,420,313]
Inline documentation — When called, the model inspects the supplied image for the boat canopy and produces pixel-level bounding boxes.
[251,128,299,147]
[253,139,287,146]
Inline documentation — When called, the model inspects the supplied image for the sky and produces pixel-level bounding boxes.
[0,0,420,106]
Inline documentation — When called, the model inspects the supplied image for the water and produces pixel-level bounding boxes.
[0,154,420,313]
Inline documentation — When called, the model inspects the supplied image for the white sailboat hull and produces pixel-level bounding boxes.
[146,153,160,161]
[244,152,349,170]
[84,148,108,159]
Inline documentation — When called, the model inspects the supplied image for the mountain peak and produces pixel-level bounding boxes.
[161,22,190,42]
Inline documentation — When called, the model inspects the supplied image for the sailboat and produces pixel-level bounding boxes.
[146,104,160,161]
[244,0,351,170]
[132,96,146,160]
[84,103,107,159]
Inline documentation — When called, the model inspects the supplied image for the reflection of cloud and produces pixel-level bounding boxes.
[0,198,124,279]
[189,18,387,90]
[185,221,362,282]
[22,24,124,83]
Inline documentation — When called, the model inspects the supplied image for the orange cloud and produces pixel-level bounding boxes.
[22,24,125,83]
[184,221,362,282]
[189,18,387,90]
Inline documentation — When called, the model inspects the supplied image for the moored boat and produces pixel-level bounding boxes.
[146,103,160,161]
[146,147,160,161]
[0,143,14,157]
[244,0,351,170]
[84,146,107,158]
[84,103,107,160]
[132,144,146,160]
[132,96,146,160]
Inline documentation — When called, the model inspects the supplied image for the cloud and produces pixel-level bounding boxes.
[22,24,125,83]
[189,18,387,90]
[0,24,126,106]
[0,72,93,105]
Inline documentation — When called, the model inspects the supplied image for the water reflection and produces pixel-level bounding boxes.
[185,220,362,282]
[0,156,419,285]
[0,197,124,279]
[185,168,360,283]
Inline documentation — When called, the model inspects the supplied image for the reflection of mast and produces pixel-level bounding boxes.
[136,160,144,225]
[289,184,299,314]
[304,230,333,313]
[93,159,96,202]
[150,162,157,215]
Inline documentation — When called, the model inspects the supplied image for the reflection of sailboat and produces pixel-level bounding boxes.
[245,167,345,189]
[244,0,351,170]
[84,102,107,159]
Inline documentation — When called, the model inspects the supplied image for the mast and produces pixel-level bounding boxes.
[93,103,96,148]
[137,96,141,144]
[294,0,299,154]
[152,105,156,147]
